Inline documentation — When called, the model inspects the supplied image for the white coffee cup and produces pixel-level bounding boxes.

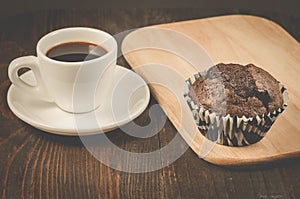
[8,27,117,113]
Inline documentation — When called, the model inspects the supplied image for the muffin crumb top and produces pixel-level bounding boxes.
[188,63,283,117]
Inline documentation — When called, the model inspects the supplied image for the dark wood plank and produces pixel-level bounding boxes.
[0,8,299,199]
[161,127,300,199]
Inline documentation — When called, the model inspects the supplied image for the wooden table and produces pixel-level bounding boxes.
[0,9,299,199]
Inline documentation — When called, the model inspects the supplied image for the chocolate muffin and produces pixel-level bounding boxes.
[184,63,288,146]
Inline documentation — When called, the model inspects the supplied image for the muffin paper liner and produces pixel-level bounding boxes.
[184,71,289,147]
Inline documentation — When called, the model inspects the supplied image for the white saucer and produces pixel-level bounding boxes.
[7,65,150,136]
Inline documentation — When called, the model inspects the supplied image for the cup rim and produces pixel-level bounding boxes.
[36,27,117,65]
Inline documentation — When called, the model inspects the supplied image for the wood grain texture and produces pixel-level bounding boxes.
[122,15,300,166]
[0,9,300,199]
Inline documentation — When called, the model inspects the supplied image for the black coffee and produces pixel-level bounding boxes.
[46,42,107,62]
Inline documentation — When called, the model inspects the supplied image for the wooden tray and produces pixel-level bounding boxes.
[122,15,300,166]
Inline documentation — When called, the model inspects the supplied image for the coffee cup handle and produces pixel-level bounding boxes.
[8,56,51,100]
